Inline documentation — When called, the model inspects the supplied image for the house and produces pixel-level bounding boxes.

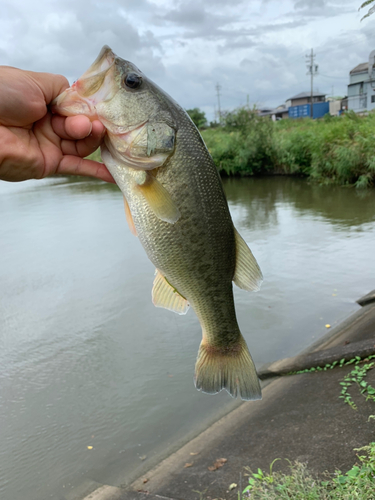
[286,91,326,107]
[258,104,289,120]
[327,97,348,116]
[347,50,375,113]
[287,91,328,119]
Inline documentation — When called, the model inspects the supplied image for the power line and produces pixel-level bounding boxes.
[319,73,349,80]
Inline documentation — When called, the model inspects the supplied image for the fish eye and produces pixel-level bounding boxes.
[124,73,142,89]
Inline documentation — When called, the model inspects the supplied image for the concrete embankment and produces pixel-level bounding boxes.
[79,291,375,500]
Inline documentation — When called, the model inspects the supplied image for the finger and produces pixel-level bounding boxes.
[65,116,92,139]
[52,115,96,140]
[56,155,115,183]
[60,120,106,157]
[30,72,70,105]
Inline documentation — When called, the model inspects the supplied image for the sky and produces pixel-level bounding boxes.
[1,0,374,121]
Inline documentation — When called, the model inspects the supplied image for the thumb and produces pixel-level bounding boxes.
[29,71,70,105]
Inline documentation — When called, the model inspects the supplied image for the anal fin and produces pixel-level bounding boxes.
[123,196,137,236]
[152,269,189,315]
[233,228,263,291]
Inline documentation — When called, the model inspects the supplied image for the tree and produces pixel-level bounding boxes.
[359,0,375,20]
[186,108,207,129]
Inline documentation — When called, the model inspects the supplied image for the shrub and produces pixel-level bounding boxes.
[202,108,375,187]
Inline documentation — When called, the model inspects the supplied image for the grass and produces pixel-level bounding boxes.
[241,443,375,499]
[201,108,375,187]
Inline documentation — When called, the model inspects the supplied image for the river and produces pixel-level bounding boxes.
[1,176,374,500]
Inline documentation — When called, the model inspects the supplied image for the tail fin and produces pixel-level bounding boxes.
[194,336,262,401]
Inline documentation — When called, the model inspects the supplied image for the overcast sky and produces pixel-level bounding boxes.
[1,0,374,121]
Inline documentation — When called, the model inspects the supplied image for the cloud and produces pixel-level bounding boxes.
[153,2,241,40]
[292,0,356,17]
[0,0,371,121]
[0,0,164,81]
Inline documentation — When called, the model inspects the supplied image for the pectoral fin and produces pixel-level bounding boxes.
[152,269,189,315]
[123,196,137,236]
[135,172,180,224]
[233,228,263,292]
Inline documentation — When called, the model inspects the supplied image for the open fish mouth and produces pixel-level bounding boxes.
[51,46,116,118]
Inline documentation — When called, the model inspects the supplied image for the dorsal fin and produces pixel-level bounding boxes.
[233,228,263,292]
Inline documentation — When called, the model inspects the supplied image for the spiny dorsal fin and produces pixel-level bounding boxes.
[135,172,180,224]
[152,269,189,315]
[233,228,263,292]
[123,196,137,236]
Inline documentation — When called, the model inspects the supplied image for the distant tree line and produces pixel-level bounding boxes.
[186,108,221,129]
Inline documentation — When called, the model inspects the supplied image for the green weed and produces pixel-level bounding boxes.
[288,355,375,410]
[241,443,375,499]
[339,361,375,409]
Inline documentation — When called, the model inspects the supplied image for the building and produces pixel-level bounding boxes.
[258,91,329,121]
[287,91,328,119]
[347,50,375,113]
[286,91,326,108]
[328,97,348,116]
[258,104,289,120]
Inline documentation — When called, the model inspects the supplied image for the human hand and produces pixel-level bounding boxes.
[0,66,114,183]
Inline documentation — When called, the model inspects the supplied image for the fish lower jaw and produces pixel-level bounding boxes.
[51,89,97,119]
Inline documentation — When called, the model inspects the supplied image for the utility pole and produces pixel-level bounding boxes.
[306,48,318,118]
[215,83,222,124]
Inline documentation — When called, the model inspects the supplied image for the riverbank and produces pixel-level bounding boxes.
[201,110,375,188]
[76,290,375,500]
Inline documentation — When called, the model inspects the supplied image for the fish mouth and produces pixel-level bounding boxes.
[51,45,116,118]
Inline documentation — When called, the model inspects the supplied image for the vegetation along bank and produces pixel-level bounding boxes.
[190,107,375,188]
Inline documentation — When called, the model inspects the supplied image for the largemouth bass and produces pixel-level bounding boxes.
[52,46,263,400]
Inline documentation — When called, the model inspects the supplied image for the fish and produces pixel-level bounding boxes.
[52,46,263,401]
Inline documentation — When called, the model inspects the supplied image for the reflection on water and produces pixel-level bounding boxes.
[0,176,375,500]
[223,177,375,229]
